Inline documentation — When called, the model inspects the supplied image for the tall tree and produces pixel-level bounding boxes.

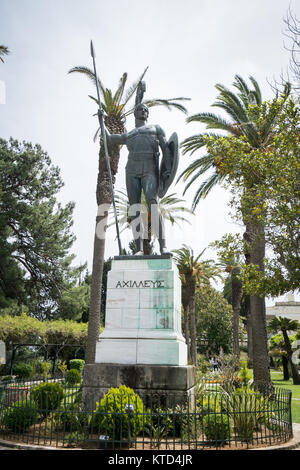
[178,75,290,387]
[268,317,300,385]
[211,234,249,360]
[0,138,80,319]
[195,284,235,356]
[69,66,189,363]
[219,259,243,358]
[172,245,222,365]
[269,333,291,381]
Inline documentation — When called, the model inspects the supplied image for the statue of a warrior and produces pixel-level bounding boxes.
[105,82,178,255]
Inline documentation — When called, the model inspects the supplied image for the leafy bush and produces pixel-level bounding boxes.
[40,361,52,380]
[0,375,14,383]
[197,355,211,374]
[65,369,82,386]
[203,413,231,446]
[31,382,64,416]
[144,406,174,438]
[0,314,88,349]
[238,360,252,385]
[54,403,89,432]
[2,400,39,432]
[226,386,267,441]
[198,394,222,414]
[64,432,85,447]
[69,359,85,374]
[58,360,68,377]
[14,363,34,380]
[91,385,145,440]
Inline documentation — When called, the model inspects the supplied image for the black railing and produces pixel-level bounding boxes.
[0,378,293,450]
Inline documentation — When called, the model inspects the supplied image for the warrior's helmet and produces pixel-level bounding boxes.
[134,81,149,121]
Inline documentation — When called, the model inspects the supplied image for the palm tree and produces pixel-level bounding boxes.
[269,333,290,380]
[178,75,290,386]
[268,316,300,385]
[110,190,194,255]
[69,65,189,363]
[219,256,243,358]
[0,45,9,63]
[172,245,222,366]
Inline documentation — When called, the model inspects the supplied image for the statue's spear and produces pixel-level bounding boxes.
[90,40,122,256]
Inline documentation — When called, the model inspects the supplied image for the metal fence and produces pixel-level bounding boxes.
[0,378,293,450]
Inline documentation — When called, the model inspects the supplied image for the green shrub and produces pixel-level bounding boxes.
[91,385,145,440]
[170,406,200,440]
[197,355,211,374]
[54,403,89,432]
[2,400,39,432]
[1,375,14,383]
[203,413,231,446]
[144,406,174,438]
[31,382,64,416]
[226,386,267,441]
[14,363,34,380]
[40,361,52,380]
[69,359,85,374]
[65,369,82,386]
[238,360,252,386]
[197,394,224,415]
[64,432,85,447]
[57,360,68,377]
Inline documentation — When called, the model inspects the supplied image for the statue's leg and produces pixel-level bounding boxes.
[142,172,169,254]
[126,171,143,254]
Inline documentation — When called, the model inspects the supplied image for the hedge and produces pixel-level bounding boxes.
[0,313,88,348]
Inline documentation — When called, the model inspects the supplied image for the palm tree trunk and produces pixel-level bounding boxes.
[282,354,290,381]
[85,134,121,364]
[245,296,253,365]
[189,298,197,366]
[85,217,107,363]
[231,267,243,358]
[181,286,191,363]
[188,278,197,366]
[247,220,271,387]
[282,329,300,385]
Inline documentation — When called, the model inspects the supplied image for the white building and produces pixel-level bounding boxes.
[266,293,300,322]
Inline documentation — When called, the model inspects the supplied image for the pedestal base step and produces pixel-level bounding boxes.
[82,363,196,409]
[95,337,187,366]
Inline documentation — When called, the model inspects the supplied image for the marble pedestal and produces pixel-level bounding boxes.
[96,255,187,365]
[82,255,195,408]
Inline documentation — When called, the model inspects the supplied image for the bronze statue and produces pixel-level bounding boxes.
[105,82,178,256]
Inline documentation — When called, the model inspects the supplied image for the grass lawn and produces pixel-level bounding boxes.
[270,370,300,424]
[271,370,300,398]
[247,369,300,424]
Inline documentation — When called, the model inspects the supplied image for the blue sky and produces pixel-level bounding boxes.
[0,0,299,304]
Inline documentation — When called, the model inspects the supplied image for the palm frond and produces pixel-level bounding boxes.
[144,97,190,114]
[248,76,262,105]
[233,75,251,97]
[191,172,225,210]
[187,112,242,135]
[68,65,106,96]
[113,73,128,106]
[177,154,215,185]
[121,66,149,106]
[180,132,221,155]
[0,45,10,62]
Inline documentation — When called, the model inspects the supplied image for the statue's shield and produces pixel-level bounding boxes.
[158,132,179,198]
